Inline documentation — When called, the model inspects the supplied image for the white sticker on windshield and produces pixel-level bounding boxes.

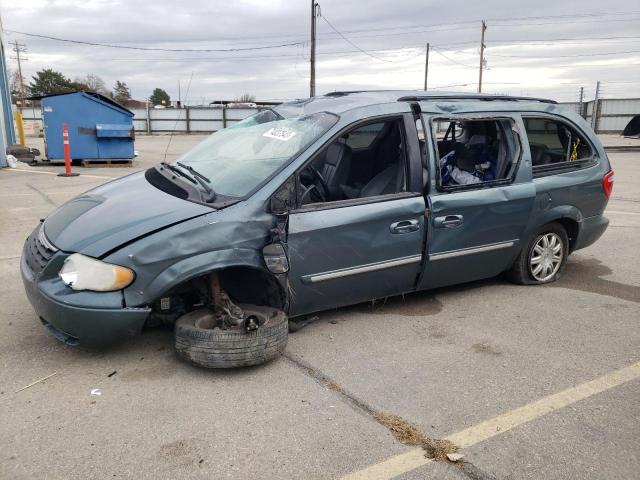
[263,126,297,141]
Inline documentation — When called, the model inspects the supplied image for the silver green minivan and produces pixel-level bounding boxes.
[21,91,613,368]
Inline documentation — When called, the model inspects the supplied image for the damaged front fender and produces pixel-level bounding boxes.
[126,247,268,306]
[102,203,283,307]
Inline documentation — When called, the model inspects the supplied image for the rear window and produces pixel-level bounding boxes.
[523,118,593,168]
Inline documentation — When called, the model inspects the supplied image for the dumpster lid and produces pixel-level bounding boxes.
[27,91,133,114]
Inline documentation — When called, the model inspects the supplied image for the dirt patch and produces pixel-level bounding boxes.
[471,342,501,356]
[159,438,203,467]
[373,412,458,460]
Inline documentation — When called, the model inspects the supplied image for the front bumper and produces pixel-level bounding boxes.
[20,232,150,348]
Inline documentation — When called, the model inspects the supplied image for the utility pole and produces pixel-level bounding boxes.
[592,80,601,131]
[578,86,584,118]
[310,1,318,97]
[9,40,27,104]
[477,21,486,93]
[424,43,430,91]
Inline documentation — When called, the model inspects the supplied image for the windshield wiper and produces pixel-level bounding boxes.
[160,161,197,184]
[176,162,217,202]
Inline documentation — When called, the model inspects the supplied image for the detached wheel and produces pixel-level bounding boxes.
[507,222,569,285]
[174,305,288,368]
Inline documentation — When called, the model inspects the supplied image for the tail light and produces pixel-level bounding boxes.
[602,170,614,199]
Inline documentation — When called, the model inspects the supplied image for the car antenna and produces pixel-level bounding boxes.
[163,71,194,163]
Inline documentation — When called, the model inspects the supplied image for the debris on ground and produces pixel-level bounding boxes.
[107,371,117,378]
[288,315,319,333]
[14,372,58,393]
[373,412,458,460]
[446,453,465,462]
[90,389,102,396]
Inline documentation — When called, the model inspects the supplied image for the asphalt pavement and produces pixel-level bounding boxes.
[0,135,638,480]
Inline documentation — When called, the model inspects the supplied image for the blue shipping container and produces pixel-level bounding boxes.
[40,92,134,161]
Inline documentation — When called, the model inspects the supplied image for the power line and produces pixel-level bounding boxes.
[318,13,421,63]
[431,47,477,68]
[3,29,305,52]
[489,49,640,58]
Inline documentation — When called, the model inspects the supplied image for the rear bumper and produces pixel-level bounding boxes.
[574,214,609,251]
[21,252,150,348]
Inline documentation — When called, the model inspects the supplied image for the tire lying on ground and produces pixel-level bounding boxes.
[174,304,288,368]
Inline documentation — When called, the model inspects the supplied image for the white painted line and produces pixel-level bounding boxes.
[607,210,640,216]
[341,360,640,480]
[2,168,110,180]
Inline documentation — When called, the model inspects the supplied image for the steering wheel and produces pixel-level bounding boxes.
[300,184,325,204]
[308,165,330,201]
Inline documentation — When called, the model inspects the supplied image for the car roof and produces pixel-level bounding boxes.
[275,90,558,117]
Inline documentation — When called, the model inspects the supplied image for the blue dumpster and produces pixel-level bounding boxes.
[38,92,134,162]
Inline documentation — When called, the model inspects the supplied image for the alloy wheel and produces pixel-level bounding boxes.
[529,232,564,282]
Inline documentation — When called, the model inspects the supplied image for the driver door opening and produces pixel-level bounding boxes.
[299,118,408,205]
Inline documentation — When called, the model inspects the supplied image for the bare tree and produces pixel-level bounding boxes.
[8,69,23,102]
[75,74,109,95]
[234,93,256,103]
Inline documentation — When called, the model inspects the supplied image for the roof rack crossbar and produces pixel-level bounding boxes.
[397,94,557,104]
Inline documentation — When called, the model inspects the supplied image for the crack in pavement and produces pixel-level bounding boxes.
[26,183,58,207]
[283,353,458,461]
[454,460,500,480]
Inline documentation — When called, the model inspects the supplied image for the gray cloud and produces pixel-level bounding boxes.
[3,0,639,102]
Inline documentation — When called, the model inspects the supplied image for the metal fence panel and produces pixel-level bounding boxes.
[599,98,640,115]
[19,99,638,135]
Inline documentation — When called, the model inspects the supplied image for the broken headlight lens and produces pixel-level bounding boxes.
[59,253,135,292]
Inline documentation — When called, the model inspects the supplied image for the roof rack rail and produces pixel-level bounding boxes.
[397,94,557,104]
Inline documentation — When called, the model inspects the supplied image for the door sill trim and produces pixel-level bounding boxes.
[430,240,517,261]
[303,254,423,284]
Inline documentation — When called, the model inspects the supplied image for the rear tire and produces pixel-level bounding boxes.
[506,222,569,285]
[174,305,288,368]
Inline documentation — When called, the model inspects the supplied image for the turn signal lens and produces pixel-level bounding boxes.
[602,170,614,199]
[59,253,135,292]
[263,243,289,274]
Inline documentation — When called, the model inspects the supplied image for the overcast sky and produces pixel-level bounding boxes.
[2,0,639,104]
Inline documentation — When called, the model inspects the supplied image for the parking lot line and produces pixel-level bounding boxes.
[2,168,110,180]
[340,360,640,480]
[607,210,640,216]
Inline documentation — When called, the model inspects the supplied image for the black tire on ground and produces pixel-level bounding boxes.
[174,305,288,368]
[506,222,569,285]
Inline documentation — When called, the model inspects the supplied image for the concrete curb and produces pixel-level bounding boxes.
[603,146,640,152]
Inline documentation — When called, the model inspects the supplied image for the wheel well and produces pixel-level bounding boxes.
[145,267,286,327]
[217,266,286,310]
[553,218,579,252]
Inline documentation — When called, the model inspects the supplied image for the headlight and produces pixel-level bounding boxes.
[59,253,135,292]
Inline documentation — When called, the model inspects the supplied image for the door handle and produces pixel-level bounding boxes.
[434,215,463,228]
[390,219,420,234]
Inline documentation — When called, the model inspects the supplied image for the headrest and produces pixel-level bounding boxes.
[325,143,351,167]
[467,135,489,147]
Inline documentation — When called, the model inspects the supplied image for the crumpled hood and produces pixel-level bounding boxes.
[43,171,212,257]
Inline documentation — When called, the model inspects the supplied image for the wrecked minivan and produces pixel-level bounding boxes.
[21,91,613,368]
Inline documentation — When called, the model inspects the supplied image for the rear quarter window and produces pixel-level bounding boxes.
[523,117,594,174]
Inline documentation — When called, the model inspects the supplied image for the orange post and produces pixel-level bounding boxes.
[58,123,79,177]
